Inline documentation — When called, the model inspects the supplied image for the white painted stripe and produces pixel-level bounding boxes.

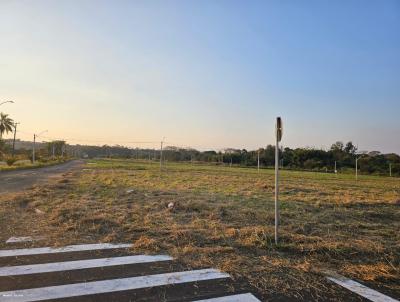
[327,275,399,302]
[0,268,230,302]
[6,237,44,244]
[0,243,132,257]
[0,255,173,276]
[194,293,261,302]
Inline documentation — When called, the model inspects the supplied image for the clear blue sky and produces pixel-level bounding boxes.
[1,1,399,153]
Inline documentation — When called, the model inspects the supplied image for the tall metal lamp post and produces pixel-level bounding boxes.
[32,130,48,164]
[160,137,165,171]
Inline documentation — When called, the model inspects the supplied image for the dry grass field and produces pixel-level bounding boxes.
[0,159,399,301]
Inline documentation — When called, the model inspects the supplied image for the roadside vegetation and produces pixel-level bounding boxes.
[0,107,69,171]
[1,159,399,301]
[0,134,68,171]
[0,157,69,171]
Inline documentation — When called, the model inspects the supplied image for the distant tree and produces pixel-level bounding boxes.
[0,139,6,158]
[331,141,344,151]
[368,151,381,157]
[47,140,66,157]
[344,141,357,155]
[0,113,14,140]
[330,141,347,163]
[263,145,275,166]
[282,147,294,167]
[385,153,400,164]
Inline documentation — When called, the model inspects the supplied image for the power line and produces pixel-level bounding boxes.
[14,130,160,145]
[11,129,265,152]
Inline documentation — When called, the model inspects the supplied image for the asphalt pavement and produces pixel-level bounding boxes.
[0,160,84,194]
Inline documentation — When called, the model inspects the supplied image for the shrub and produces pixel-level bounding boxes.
[6,157,17,166]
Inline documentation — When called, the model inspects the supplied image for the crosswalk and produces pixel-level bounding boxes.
[0,242,261,301]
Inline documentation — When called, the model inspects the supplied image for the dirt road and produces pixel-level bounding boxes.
[0,160,84,194]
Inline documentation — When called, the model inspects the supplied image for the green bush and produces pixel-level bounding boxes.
[6,157,17,166]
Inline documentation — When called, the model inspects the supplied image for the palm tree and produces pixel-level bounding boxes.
[0,113,14,140]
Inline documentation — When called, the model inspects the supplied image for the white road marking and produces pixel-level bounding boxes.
[0,243,132,257]
[0,255,173,276]
[0,268,230,302]
[6,237,44,244]
[327,275,399,302]
[194,293,261,301]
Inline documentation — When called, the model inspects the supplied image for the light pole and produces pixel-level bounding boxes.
[32,130,48,164]
[160,137,165,171]
[356,156,359,180]
[354,150,367,181]
[12,122,20,157]
[0,100,14,106]
[355,155,363,181]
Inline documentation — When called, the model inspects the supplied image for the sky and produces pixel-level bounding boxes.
[0,0,399,153]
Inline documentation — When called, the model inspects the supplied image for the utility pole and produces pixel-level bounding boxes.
[12,122,20,157]
[356,157,359,181]
[389,163,392,177]
[334,161,337,174]
[52,143,55,159]
[160,137,165,171]
[33,130,48,163]
[275,117,283,245]
[32,134,36,163]
[257,149,260,172]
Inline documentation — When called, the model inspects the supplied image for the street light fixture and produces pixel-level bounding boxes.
[355,150,367,181]
[32,130,48,164]
[0,100,14,106]
[12,122,20,157]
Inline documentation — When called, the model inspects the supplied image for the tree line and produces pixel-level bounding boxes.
[66,141,399,176]
[1,112,399,175]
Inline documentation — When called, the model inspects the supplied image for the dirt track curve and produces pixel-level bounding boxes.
[0,160,84,194]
